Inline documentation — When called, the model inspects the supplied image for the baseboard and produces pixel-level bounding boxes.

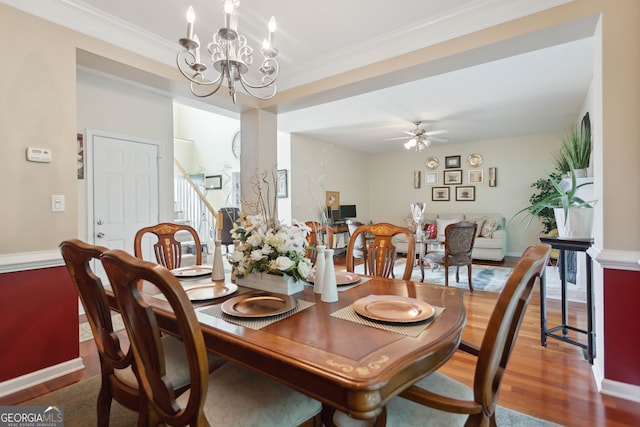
[600,378,640,403]
[0,358,84,398]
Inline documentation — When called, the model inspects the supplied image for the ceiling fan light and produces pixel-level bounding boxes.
[404,139,416,150]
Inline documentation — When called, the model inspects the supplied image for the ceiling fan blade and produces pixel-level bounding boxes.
[403,130,417,136]
[424,129,449,136]
[383,136,410,141]
[427,136,449,143]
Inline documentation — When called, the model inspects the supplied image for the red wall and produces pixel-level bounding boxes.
[604,268,640,386]
[0,266,78,382]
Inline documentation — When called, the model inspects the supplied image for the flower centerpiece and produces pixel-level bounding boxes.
[230,213,312,280]
[228,168,314,294]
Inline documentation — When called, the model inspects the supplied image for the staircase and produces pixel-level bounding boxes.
[173,164,218,265]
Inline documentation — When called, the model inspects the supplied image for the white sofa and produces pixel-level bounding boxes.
[392,213,506,262]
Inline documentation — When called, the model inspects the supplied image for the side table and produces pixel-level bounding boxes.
[539,236,595,364]
[420,239,445,281]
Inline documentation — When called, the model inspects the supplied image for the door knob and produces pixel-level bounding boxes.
[96,232,105,238]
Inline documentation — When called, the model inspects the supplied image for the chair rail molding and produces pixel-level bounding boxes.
[590,247,640,272]
[0,250,64,273]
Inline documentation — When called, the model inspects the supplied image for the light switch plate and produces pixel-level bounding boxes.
[51,195,65,212]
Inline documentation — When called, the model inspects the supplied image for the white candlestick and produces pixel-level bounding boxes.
[186,6,195,40]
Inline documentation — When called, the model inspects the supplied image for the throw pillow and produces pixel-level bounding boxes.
[436,218,459,240]
[466,217,485,237]
[480,218,498,237]
[426,223,437,239]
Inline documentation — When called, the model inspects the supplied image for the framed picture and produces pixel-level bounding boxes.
[277,169,288,198]
[326,191,340,209]
[443,169,463,185]
[432,187,450,201]
[489,167,497,187]
[445,155,461,169]
[425,172,438,185]
[77,133,84,180]
[468,169,484,184]
[414,171,421,188]
[456,186,475,201]
[205,174,222,190]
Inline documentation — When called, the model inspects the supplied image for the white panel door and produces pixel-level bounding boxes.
[91,133,159,267]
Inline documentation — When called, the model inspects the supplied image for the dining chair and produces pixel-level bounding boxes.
[60,239,225,427]
[422,221,477,291]
[346,222,415,281]
[218,207,240,253]
[346,219,365,260]
[304,221,335,264]
[101,248,323,427]
[134,222,202,270]
[383,243,551,427]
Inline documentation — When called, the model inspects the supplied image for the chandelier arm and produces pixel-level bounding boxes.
[189,78,225,98]
[238,79,277,100]
[176,51,225,87]
[238,59,279,90]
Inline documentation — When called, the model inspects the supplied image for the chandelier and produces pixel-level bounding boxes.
[404,137,431,152]
[177,1,279,104]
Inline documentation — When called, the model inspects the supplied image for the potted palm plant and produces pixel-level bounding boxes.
[554,125,592,177]
[511,159,595,238]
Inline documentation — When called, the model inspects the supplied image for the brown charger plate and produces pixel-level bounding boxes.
[171,265,212,278]
[221,292,297,318]
[307,272,361,286]
[184,283,238,301]
[353,295,435,323]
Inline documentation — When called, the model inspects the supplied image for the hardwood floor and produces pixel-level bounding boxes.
[2,256,640,426]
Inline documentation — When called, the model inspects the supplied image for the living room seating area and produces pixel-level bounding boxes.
[393,213,506,262]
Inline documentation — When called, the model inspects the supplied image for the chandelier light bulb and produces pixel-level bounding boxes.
[268,17,277,46]
[186,6,195,40]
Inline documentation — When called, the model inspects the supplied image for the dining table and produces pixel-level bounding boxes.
[105,272,466,424]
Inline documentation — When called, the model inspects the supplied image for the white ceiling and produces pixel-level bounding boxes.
[5,0,596,153]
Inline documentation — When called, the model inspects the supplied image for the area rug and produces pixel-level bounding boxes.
[22,375,564,426]
[79,313,125,343]
[352,260,513,293]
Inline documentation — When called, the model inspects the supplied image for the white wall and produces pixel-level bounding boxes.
[173,103,240,209]
[290,135,370,224]
[367,133,561,256]
[76,69,175,239]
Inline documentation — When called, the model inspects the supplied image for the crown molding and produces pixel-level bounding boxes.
[3,0,571,92]
[278,0,572,90]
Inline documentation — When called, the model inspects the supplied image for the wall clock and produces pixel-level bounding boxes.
[231,130,241,159]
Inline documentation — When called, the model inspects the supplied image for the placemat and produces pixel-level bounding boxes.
[330,304,444,337]
[337,276,372,292]
[196,299,315,330]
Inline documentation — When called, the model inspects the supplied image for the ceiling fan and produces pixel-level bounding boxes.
[385,121,449,152]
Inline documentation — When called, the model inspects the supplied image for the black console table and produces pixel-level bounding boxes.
[539,236,594,364]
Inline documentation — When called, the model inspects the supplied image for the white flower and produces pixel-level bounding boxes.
[297,259,313,278]
[274,256,294,271]
[228,213,313,281]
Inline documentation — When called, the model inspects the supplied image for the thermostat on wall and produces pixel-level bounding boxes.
[26,147,52,163]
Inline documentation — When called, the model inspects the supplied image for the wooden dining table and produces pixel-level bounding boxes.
[106,275,466,424]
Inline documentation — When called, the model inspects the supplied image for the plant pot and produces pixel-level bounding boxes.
[568,168,588,178]
[553,207,594,238]
[235,272,304,295]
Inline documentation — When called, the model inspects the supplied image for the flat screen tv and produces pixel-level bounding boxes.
[339,204,357,219]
